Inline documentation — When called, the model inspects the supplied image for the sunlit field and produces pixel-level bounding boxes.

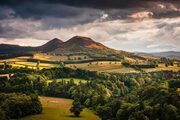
[20,97,100,120]
[143,63,180,72]
[66,61,139,73]
[0,56,58,69]
[34,53,90,62]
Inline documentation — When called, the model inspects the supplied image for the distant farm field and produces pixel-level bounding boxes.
[48,78,87,84]
[20,96,100,120]
[66,61,139,73]
[34,53,90,62]
[143,64,180,72]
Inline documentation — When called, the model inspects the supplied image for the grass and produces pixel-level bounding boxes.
[34,53,89,62]
[47,78,87,84]
[143,64,180,72]
[0,57,58,69]
[11,62,58,69]
[20,96,100,120]
[66,61,139,73]
[34,53,68,61]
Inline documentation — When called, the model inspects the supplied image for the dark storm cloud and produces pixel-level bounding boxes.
[0,3,103,39]
[0,0,138,22]
[0,3,92,20]
[0,0,179,20]
[1,0,179,9]
[0,0,141,9]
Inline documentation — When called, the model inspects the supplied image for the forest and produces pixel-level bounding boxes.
[0,67,179,120]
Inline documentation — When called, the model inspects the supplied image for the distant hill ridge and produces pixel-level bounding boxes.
[0,35,158,60]
[0,36,113,54]
[137,51,180,59]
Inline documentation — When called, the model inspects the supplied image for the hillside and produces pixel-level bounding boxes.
[50,36,153,61]
[51,36,116,55]
[150,51,180,59]
[0,44,35,54]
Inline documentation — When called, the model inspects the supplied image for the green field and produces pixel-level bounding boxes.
[66,61,139,73]
[20,96,100,120]
[34,53,90,62]
[0,56,58,69]
[48,78,87,84]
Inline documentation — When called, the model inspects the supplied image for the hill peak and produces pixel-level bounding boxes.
[67,36,95,43]
[73,35,91,39]
[39,38,63,52]
[50,38,63,43]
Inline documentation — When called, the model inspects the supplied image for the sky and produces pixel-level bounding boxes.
[0,0,180,52]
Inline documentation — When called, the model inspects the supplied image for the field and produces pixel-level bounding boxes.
[20,96,100,120]
[34,53,68,61]
[66,61,139,73]
[47,78,87,84]
[143,63,180,72]
[34,53,90,62]
[0,56,58,69]
[1,55,179,73]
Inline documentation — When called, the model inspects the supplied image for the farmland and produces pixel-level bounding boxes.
[0,56,58,69]
[47,78,87,84]
[34,53,90,62]
[0,55,179,73]
[66,61,139,73]
[20,96,100,120]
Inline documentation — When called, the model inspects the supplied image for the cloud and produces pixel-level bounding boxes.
[0,0,144,9]
[0,0,179,21]
[0,16,180,52]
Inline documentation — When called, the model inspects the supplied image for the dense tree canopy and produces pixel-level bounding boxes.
[0,67,179,119]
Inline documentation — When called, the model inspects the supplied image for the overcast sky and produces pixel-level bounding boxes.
[0,0,180,52]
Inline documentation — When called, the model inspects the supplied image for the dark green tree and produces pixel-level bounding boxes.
[36,61,40,70]
[70,100,83,117]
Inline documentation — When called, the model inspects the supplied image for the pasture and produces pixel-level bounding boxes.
[143,63,180,72]
[0,56,58,69]
[34,53,90,62]
[66,61,139,73]
[20,96,100,120]
[47,78,87,84]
